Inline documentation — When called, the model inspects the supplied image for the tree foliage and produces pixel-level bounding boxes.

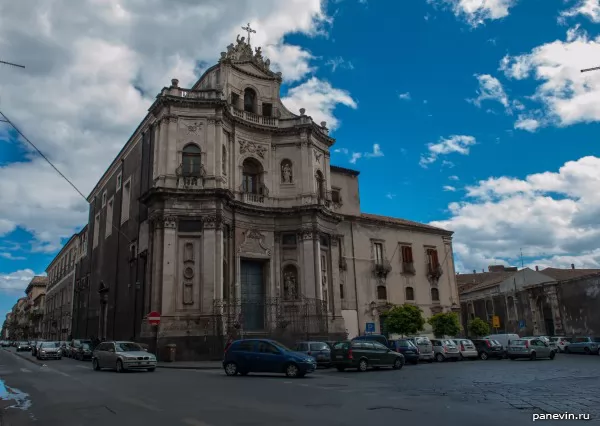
[428,312,461,338]
[384,304,425,336]
[468,317,490,337]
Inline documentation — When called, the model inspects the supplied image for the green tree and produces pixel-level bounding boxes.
[468,317,490,337]
[384,304,425,336]
[428,312,461,338]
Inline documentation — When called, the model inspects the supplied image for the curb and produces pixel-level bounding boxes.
[2,348,45,367]
[157,364,222,370]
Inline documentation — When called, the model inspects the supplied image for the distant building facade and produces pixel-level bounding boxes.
[458,265,600,337]
[69,34,459,360]
[25,276,47,339]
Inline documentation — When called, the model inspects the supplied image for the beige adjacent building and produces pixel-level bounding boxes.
[72,30,459,360]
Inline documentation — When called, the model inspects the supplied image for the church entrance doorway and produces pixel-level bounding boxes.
[240,260,265,331]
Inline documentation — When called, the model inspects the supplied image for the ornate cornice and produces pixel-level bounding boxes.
[152,214,178,229]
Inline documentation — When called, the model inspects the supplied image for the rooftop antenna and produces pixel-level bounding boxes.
[519,248,524,268]
[0,60,25,69]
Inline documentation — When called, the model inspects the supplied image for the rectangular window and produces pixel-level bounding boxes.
[105,197,114,238]
[93,213,100,248]
[340,284,344,299]
[374,242,384,265]
[331,189,341,203]
[101,190,107,208]
[116,172,122,192]
[262,103,272,117]
[427,248,440,269]
[401,245,414,263]
[121,178,131,224]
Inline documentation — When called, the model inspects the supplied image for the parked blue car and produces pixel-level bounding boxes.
[223,339,317,378]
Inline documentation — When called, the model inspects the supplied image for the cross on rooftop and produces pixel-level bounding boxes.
[241,23,256,45]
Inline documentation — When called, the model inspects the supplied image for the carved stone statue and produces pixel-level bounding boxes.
[254,46,262,59]
[281,162,292,183]
[264,58,270,70]
[236,35,245,46]
[226,43,234,55]
[284,272,297,300]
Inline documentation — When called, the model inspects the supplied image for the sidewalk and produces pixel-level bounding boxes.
[2,347,45,367]
[156,360,222,370]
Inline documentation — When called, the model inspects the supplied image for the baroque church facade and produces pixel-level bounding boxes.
[71,32,460,360]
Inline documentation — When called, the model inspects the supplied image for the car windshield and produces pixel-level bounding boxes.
[41,342,59,348]
[333,342,349,350]
[512,340,527,346]
[310,342,329,351]
[115,342,143,352]
[82,343,91,350]
[443,340,456,346]
[271,341,291,352]
[415,337,430,345]
[19,341,28,345]
[492,340,501,346]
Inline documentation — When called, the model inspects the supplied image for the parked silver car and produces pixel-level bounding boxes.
[406,336,434,362]
[92,341,157,372]
[508,338,556,360]
[451,338,478,360]
[431,339,460,362]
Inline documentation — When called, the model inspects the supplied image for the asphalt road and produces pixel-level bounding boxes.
[1,348,599,425]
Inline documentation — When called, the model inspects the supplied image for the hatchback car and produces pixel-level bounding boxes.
[389,338,420,364]
[550,336,571,352]
[92,341,156,372]
[294,341,331,367]
[508,338,556,360]
[16,341,31,352]
[472,338,504,360]
[564,336,600,355]
[451,338,478,360]
[432,339,460,362]
[223,339,316,378]
[331,340,404,372]
[37,341,62,360]
[406,336,434,362]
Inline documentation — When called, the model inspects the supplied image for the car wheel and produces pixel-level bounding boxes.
[392,358,403,370]
[435,353,445,362]
[358,359,368,372]
[530,351,537,361]
[92,359,100,371]
[479,352,488,360]
[584,347,591,355]
[336,366,345,372]
[116,359,124,373]
[224,362,238,376]
[285,363,300,378]
[549,351,555,360]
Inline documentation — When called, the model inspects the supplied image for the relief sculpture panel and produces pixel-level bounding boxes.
[179,239,200,307]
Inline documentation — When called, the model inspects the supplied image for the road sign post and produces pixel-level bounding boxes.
[147,311,161,361]
[365,322,375,334]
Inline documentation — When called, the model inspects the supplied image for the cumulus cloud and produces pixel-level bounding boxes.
[398,92,411,101]
[282,77,357,130]
[469,74,514,112]
[443,185,457,192]
[449,175,460,181]
[0,269,36,294]
[325,56,354,72]
[500,26,600,130]
[514,116,541,132]
[333,144,384,164]
[560,0,600,23]
[430,156,600,272]
[0,0,354,252]
[428,0,517,27]
[419,135,477,168]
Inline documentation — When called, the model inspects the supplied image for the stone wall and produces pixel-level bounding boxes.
[558,275,600,336]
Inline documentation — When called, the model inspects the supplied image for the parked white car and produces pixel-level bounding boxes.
[550,336,571,352]
[451,338,478,360]
[483,334,520,351]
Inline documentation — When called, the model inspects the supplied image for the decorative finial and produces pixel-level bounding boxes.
[171,78,179,88]
[299,108,305,115]
[241,23,256,46]
[321,121,327,128]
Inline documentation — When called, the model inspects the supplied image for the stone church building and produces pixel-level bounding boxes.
[71,33,459,360]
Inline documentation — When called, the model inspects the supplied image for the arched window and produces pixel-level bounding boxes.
[242,158,263,194]
[431,287,439,301]
[316,170,325,200]
[377,285,387,300]
[182,144,202,176]
[282,264,299,300]
[244,88,256,113]
[405,286,414,301]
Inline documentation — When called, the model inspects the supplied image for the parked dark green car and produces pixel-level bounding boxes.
[331,340,405,372]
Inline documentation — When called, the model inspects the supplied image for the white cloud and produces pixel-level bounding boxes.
[469,74,512,112]
[560,0,600,23]
[514,116,541,132]
[443,185,457,192]
[325,56,354,72]
[431,156,600,271]
[0,269,35,294]
[349,153,363,164]
[282,77,357,130]
[0,1,354,250]
[429,0,517,27]
[500,26,600,130]
[0,253,26,261]
[398,92,411,101]
[364,143,384,159]
[333,148,349,154]
[343,144,384,164]
[386,193,396,199]
[449,175,460,181]
[419,135,477,168]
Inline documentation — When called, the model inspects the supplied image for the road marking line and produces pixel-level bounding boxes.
[76,365,91,369]
[182,418,214,426]
[19,368,31,373]
[120,396,162,412]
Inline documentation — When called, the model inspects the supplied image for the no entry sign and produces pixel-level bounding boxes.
[148,311,161,326]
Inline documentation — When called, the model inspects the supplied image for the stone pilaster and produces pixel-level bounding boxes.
[160,216,178,315]
[330,237,342,317]
[202,215,222,312]
[527,291,540,335]
[300,229,317,298]
[150,220,164,312]
[543,284,564,335]
[273,234,281,297]
[214,120,223,188]
[206,119,216,183]
[157,118,169,181]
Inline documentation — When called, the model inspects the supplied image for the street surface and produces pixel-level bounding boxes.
[0,348,599,425]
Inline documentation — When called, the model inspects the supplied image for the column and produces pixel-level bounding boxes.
[202,216,222,312]
[161,216,178,315]
[330,236,342,317]
[527,291,540,335]
[300,230,317,298]
[206,119,216,181]
[166,116,179,187]
[157,117,169,181]
[152,123,160,181]
[151,221,164,312]
[273,234,281,297]
[214,120,223,188]
[544,285,564,335]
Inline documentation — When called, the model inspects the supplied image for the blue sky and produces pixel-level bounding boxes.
[2,0,600,317]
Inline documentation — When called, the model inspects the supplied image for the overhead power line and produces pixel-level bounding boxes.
[0,60,25,69]
[0,110,132,243]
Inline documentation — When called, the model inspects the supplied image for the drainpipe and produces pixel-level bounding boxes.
[111,158,125,339]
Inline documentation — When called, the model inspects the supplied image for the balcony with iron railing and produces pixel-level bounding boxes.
[176,163,206,189]
[239,183,270,205]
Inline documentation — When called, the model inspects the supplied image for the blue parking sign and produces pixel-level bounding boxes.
[518,319,526,328]
[365,322,375,333]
